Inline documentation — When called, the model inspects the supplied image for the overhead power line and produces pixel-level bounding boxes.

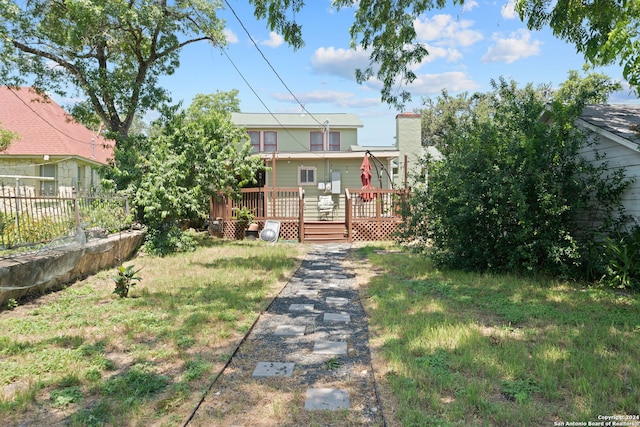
[223,0,325,128]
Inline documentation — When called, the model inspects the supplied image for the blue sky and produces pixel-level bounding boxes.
[161,1,636,147]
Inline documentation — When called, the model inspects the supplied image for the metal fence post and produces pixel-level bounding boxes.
[73,190,81,230]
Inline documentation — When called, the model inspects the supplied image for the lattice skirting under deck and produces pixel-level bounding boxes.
[350,220,402,242]
[217,220,300,241]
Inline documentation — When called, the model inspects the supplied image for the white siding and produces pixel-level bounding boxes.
[579,133,640,221]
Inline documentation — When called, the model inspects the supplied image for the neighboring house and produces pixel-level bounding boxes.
[577,104,640,224]
[0,86,114,196]
[230,111,421,218]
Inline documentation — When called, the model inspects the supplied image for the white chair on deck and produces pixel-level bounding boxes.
[317,195,335,220]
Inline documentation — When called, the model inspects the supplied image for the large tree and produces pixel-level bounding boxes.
[251,1,638,108]
[0,0,226,139]
[515,0,640,92]
[104,91,261,255]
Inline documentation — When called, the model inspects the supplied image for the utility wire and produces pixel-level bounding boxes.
[223,0,325,127]
[185,0,327,156]
[211,44,326,157]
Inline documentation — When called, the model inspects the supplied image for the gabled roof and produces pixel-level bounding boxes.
[579,104,640,148]
[231,112,363,129]
[0,87,114,165]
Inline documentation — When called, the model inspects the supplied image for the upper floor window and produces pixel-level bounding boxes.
[263,131,277,152]
[248,130,277,153]
[310,131,341,151]
[248,131,260,153]
[310,131,323,151]
[328,131,340,151]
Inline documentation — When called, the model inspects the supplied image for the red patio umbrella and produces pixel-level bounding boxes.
[360,154,375,202]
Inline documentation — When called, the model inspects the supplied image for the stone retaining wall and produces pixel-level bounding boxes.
[0,230,144,306]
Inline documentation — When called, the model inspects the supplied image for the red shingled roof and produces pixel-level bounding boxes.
[0,87,114,165]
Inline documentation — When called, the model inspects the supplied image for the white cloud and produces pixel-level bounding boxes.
[413,14,483,48]
[408,71,480,95]
[407,44,463,72]
[481,29,542,64]
[223,28,238,44]
[501,0,517,19]
[272,90,381,108]
[46,60,64,71]
[310,46,371,80]
[362,70,479,98]
[463,0,479,12]
[260,31,284,48]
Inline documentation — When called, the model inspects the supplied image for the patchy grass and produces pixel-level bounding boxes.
[354,245,640,427]
[0,236,306,426]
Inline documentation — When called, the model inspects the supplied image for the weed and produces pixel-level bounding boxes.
[325,357,341,370]
[103,365,169,398]
[500,378,540,403]
[602,225,640,291]
[175,335,196,350]
[5,298,18,310]
[85,369,102,382]
[51,386,83,408]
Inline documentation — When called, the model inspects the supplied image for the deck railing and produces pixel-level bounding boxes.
[210,186,407,242]
[345,188,406,242]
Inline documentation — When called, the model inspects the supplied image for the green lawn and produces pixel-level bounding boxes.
[2,239,638,426]
[355,245,640,427]
[0,237,306,426]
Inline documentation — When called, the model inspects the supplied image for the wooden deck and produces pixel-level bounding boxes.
[210,187,407,243]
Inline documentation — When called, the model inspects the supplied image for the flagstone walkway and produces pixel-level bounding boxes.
[187,243,384,426]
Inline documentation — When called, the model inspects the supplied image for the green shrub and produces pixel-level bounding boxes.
[602,224,640,291]
[143,222,196,256]
[398,76,630,280]
[1,213,75,247]
[80,198,132,232]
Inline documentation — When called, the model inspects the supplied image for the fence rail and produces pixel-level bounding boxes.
[1,186,131,250]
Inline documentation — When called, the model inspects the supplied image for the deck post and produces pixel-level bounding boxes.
[345,189,352,243]
[298,187,305,243]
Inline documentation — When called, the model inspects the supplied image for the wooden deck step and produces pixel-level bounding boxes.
[303,221,348,243]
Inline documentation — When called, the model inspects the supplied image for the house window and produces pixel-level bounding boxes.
[310,131,323,151]
[248,130,277,153]
[263,131,277,152]
[298,166,317,186]
[310,131,340,151]
[77,166,86,191]
[329,131,340,151]
[248,131,260,153]
[39,164,57,196]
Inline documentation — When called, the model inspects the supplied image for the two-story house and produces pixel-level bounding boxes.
[211,111,422,242]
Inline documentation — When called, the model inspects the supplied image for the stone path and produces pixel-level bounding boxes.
[188,244,383,426]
